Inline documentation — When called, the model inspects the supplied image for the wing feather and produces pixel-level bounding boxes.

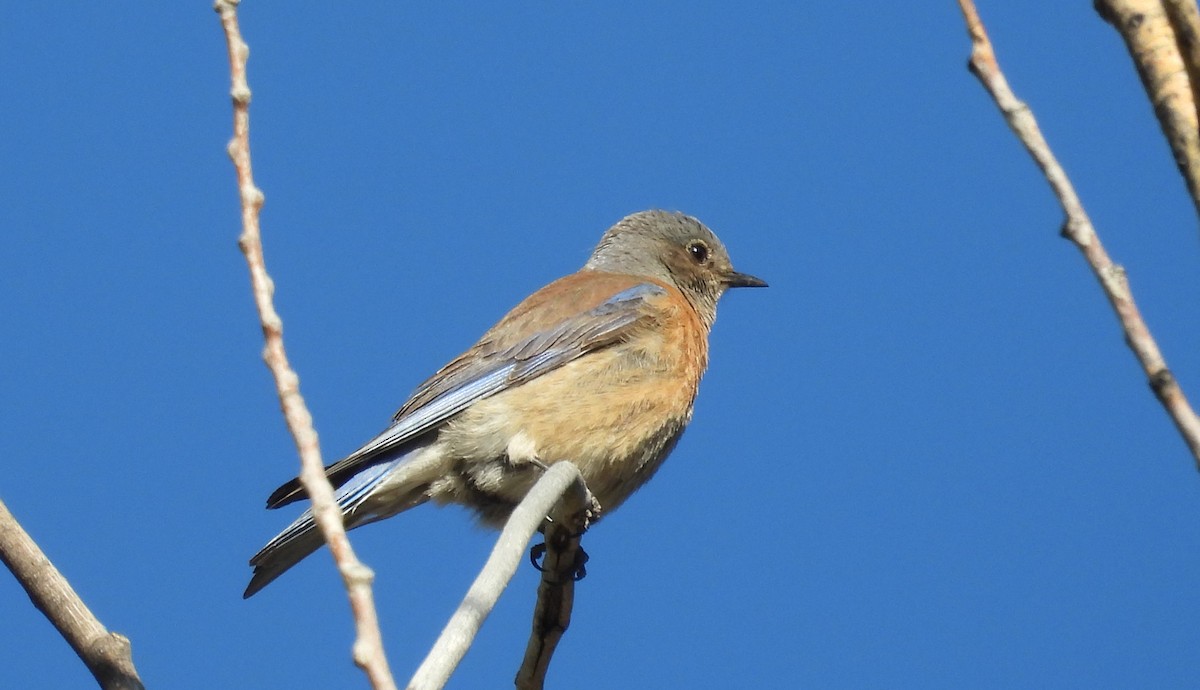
[265,282,666,508]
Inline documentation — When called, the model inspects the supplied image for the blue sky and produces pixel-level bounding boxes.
[3,2,1199,688]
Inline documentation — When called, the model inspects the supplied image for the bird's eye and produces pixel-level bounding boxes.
[687,240,710,265]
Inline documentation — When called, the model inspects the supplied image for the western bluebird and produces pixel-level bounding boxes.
[244,209,765,597]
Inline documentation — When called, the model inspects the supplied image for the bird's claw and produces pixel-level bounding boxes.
[571,547,589,581]
[530,542,547,571]
[528,542,589,581]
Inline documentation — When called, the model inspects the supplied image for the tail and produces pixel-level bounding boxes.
[243,444,446,598]
[244,511,327,598]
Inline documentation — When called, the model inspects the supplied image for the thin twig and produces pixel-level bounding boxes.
[0,498,144,690]
[957,0,1200,468]
[1095,0,1200,226]
[408,462,594,690]
[213,2,397,687]
[513,513,589,690]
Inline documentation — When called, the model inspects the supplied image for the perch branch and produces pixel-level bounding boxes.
[513,504,590,690]
[408,462,594,690]
[957,0,1200,468]
[213,2,396,688]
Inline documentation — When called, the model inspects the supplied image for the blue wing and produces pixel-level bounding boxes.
[264,282,666,509]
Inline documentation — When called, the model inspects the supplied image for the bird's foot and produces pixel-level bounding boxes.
[529,542,589,581]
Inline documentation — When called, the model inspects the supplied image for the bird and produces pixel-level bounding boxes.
[244,209,766,598]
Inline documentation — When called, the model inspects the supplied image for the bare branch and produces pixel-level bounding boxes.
[0,498,143,690]
[1162,0,1200,127]
[957,0,1200,468]
[408,462,594,690]
[514,511,589,690]
[1095,0,1200,225]
[213,2,397,687]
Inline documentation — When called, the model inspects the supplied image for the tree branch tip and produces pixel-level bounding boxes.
[213,0,241,12]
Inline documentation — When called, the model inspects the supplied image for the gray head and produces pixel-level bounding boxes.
[584,210,766,326]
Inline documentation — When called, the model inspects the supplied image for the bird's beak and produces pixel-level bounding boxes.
[724,270,768,288]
